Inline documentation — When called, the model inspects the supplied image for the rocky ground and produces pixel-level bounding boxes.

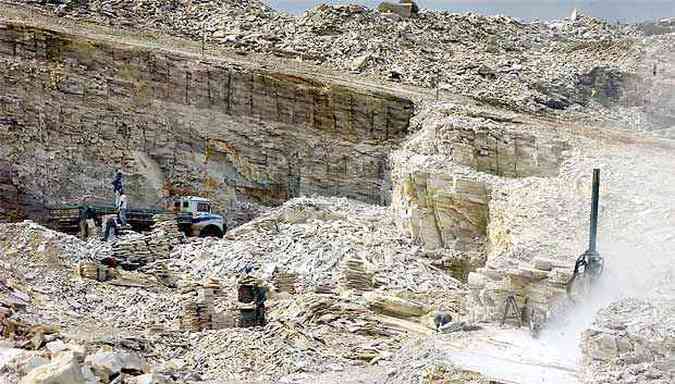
[0,1,674,384]
[5,0,666,116]
[0,201,475,384]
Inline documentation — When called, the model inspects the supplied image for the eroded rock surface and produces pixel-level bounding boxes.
[0,21,413,221]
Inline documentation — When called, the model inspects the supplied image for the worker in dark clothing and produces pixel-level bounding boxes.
[433,309,452,332]
[653,63,657,76]
[103,216,118,241]
[255,285,267,326]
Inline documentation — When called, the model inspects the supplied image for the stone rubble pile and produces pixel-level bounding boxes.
[2,339,177,384]
[143,261,176,288]
[12,0,648,112]
[86,215,185,270]
[379,337,492,384]
[0,221,93,263]
[136,289,436,382]
[20,0,280,41]
[177,321,344,381]
[0,206,467,383]
[581,284,675,384]
[168,196,462,298]
[0,222,185,331]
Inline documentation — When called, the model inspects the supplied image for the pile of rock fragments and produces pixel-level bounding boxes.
[168,196,462,301]
[582,283,675,384]
[0,200,469,383]
[10,0,649,113]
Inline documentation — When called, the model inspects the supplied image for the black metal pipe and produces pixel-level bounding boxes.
[589,169,600,253]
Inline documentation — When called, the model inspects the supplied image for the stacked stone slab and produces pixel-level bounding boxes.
[340,255,373,292]
[112,233,153,270]
[581,295,675,384]
[78,262,118,282]
[144,214,184,260]
[181,301,213,332]
[314,282,336,294]
[181,283,227,331]
[274,271,298,294]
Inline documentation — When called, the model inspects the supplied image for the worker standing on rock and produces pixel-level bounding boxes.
[112,169,124,206]
[118,190,128,227]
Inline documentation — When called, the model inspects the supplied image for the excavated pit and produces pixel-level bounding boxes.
[1,3,674,384]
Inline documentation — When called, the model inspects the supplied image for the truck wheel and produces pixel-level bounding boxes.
[199,226,223,238]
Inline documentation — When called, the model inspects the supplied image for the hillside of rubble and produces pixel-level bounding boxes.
[3,0,649,112]
[1,0,673,222]
[1,1,674,384]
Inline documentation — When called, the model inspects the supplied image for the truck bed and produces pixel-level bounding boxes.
[46,204,167,236]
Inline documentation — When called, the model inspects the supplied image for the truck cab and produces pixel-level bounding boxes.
[174,196,225,238]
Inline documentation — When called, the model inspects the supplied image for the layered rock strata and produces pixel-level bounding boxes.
[390,102,602,319]
[391,104,568,253]
[0,21,413,221]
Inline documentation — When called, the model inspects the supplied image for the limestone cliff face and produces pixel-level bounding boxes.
[431,117,566,178]
[391,107,567,253]
[0,22,413,222]
[390,106,589,322]
[393,171,489,251]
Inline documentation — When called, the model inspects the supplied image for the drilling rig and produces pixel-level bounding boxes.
[527,169,604,337]
[566,168,604,301]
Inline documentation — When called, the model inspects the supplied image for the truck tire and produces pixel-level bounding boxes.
[199,225,223,238]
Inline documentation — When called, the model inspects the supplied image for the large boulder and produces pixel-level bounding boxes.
[377,1,418,19]
[20,351,85,384]
[134,373,170,384]
[85,350,145,380]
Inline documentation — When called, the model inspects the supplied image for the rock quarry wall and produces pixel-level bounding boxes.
[391,108,568,253]
[389,103,596,320]
[0,21,414,222]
